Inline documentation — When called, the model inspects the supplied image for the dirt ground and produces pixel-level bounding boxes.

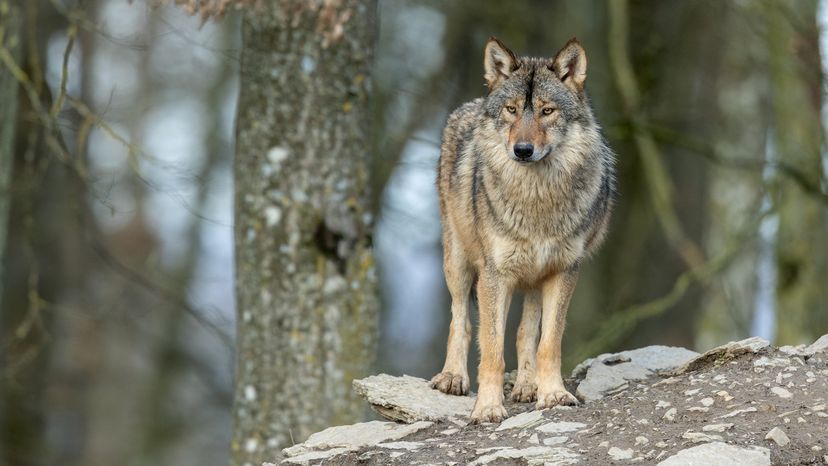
[318,346,828,465]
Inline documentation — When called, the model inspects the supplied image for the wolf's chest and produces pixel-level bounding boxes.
[488,234,584,284]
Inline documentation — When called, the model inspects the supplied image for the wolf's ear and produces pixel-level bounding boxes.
[551,38,587,92]
[484,37,518,90]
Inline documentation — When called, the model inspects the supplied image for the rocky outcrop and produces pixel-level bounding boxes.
[269,335,828,465]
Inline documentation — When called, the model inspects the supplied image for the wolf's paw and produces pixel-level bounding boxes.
[429,371,469,396]
[510,382,537,402]
[469,403,508,424]
[535,389,580,409]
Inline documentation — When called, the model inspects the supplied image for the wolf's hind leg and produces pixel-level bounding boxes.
[430,228,473,396]
[512,291,541,402]
[535,266,581,409]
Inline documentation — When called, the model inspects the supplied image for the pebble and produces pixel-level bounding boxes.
[700,397,714,407]
[684,388,701,396]
[599,441,609,448]
[765,427,790,447]
[716,390,734,402]
[702,423,733,432]
[608,447,634,460]
[663,408,677,421]
[656,400,672,409]
[527,433,539,445]
[771,386,793,399]
[718,406,758,418]
[687,407,709,413]
[635,436,649,446]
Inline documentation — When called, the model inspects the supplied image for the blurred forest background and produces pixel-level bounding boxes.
[1,0,827,465]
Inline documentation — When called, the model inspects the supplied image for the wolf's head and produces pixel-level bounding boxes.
[482,37,595,165]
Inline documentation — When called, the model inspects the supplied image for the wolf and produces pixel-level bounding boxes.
[429,37,616,423]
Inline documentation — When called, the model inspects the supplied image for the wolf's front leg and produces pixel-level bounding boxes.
[536,266,581,409]
[471,269,513,423]
[430,229,473,396]
[512,290,541,402]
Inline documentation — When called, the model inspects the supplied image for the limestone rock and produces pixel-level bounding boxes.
[608,446,634,460]
[572,346,699,402]
[468,446,579,466]
[780,334,828,356]
[281,420,432,458]
[765,427,790,447]
[535,421,587,434]
[674,337,770,375]
[495,409,546,431]
[656,442,770,466]
[353,374,474,423]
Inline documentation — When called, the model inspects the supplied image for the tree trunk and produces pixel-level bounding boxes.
[765,0,828,344]
[231,1,378,464]
[0,0,21,312]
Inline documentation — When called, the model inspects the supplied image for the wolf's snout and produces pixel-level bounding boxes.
[513,143,534,160]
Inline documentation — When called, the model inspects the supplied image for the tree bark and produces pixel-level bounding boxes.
[231,1,378,464]
[765,0,828,344]
[0,0,20,312]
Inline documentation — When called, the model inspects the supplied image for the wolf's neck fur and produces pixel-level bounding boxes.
[475,122,605,240]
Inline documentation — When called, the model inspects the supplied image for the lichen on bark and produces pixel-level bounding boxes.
[231,1,378,465]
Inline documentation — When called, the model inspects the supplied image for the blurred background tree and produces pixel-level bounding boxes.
[0,0,826,465]
[231,1,378,465]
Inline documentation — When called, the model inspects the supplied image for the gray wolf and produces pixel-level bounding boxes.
[429,37,616,423]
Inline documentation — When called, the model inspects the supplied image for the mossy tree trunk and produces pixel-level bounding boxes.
[231,1,378,464]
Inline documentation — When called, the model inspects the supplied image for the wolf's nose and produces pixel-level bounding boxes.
[514,143,534,160]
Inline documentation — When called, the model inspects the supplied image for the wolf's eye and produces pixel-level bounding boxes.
[505,105,517,114]
[542,107,555,115]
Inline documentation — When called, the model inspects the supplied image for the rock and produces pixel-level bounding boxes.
[780,334,828,356]
[656,443,770,466]
[718,406,758,418]
[673,337,770,375]
[663,408,677,421]
[765,427,790,447]
[543,436,568,446]
[700,397,714,407]
[377,441,423,450]
[682,432,723,443]
[279,447,350,465]
[281,420,432,458]
[573,346,699,402]
[468,446,579,466]
[535,421,587,434]
[770,386,793,399]
[810,334,828,353]
[702,423,733,433]
[753,356,791,367]
[608,446,634,460]
[656,400,672,409]
[353,374,475,423]
[635,436,649,446]
[528,433,539,444]
[495,409,546,431]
